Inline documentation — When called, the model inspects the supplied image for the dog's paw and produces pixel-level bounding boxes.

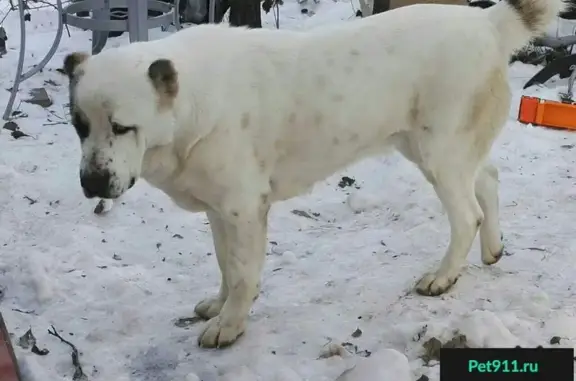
[481,245,504,265]
[197,315,245,348]
[415,272,458,296]
[94,199,114,215]
[480,231,505,265]
[194,297,226,320]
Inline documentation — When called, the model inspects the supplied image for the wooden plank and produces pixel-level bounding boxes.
[0,313,22,381]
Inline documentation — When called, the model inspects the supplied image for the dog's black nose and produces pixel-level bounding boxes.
[80,171,111,199]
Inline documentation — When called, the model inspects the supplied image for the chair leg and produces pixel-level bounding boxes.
[91,3,110,54]
[108,8,127,38]
[127,0,149,43]
[3,0,64,120]
[524,54,576,89]
[560,66,576,102]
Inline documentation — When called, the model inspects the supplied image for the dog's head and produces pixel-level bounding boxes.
[63,51,179,199]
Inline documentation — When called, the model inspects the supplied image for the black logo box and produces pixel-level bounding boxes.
[440,348,574,381]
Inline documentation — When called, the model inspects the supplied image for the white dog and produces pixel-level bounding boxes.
[62,0,564,348]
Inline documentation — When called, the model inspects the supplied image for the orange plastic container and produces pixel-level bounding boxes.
[518,95,576,130]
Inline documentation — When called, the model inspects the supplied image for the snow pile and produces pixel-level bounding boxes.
[346,190,382,214]
[186,374,202,381]
[544,312,576,340]
[220,366,259,381]
[335,349,411,381]
[456,310,519,348]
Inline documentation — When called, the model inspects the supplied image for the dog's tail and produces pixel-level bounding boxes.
[488,0,566,55]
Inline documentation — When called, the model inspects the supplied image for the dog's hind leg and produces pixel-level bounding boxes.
[394,132,483,295]
[415,158,484,295]
[475,163,504,265]
[471,70,509,267]
[195,209,229,320]
[407,69,508,295]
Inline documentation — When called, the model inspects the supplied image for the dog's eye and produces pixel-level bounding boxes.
[111,122,136,136]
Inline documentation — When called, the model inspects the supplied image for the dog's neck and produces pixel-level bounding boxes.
[141,129,202,184]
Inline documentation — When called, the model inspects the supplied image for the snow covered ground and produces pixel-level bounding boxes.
[1,1,576,381]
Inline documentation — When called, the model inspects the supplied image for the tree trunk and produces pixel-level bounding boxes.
[372,0,390,14]
[228,0,262,28]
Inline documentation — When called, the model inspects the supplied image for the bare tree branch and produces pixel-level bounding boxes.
[48,325,88,381]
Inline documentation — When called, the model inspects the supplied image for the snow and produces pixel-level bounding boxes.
[220,366,259,381]
[1,1,576,381]
[335,349,411,381]
[455,311,519,348]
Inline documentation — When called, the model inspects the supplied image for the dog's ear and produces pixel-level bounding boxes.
[62,52,89,79]
[148,59,179,105]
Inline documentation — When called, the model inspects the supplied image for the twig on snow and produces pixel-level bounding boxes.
[273,1,280,29]
[48,325,88,381]
[0,8,12,25]
[48,110,65,121]
[43,121,68,126]
[12,308,36,315]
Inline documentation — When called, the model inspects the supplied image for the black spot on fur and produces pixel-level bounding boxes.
[468,0,495,8]
[111,122,137,136]
[72,111,90,142]
[505,0,544,32]
[64,54,87,137]
[147,59,178,98]
[560,0,576,19]
[62,52,88,79]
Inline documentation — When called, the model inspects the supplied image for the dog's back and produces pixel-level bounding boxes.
[96,0,558,200]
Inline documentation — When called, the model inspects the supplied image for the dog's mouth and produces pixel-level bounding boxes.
[82,187,98,199]
[82,186,119,200]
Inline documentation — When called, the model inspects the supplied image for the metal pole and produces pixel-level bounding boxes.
[3,0,64,120]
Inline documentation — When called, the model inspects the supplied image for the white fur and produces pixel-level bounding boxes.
[68,0,563,348]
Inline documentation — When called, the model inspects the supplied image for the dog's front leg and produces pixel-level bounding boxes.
[198,201,269,348]
[194,210,229,320]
